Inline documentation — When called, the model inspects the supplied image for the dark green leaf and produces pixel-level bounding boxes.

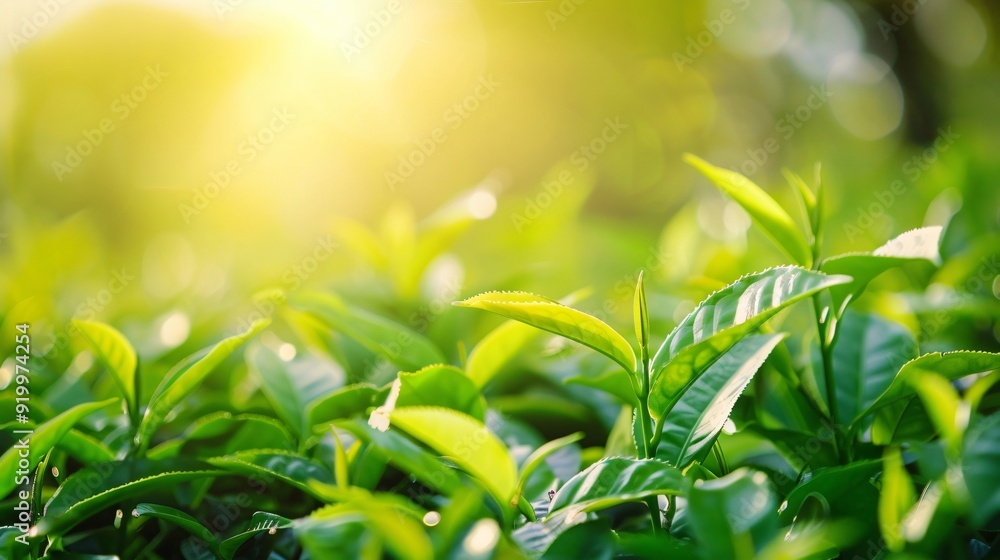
[687,468,778,560]
[0,399,116,498]
[548,457,684,515]
[656,334,785,466]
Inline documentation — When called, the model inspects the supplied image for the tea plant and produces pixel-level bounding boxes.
[1,155,998,559]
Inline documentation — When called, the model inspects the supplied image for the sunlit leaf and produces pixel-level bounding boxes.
[454,291,636,374]
[685,154,812,267]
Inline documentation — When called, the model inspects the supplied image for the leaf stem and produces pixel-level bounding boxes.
[812,296,843,464]
[645,496,661,536]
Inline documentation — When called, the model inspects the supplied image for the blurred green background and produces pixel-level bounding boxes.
[1,0,998,390]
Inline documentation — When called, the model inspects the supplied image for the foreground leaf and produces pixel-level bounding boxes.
[825,312,916,428]
[860,351,1000,436]
[338,417,465,496]
[388,406,517,509]
[548,457,684,516]
[395,365,486,421]
[0,399,115,498]
[687,469,778,560]
[655,334,785,466]
[297,499,432,560]
[650,267,851,386]
[34,459,222,537]
[962,413,1000,527]
[207,451,334,499]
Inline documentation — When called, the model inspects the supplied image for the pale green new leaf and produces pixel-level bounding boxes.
[455,291,636,373]
[685,153,812,266]
[878,448,916,551]
[388,406,517,507]
[73,320,138,413]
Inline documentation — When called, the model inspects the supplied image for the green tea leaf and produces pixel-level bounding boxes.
[686,468,779,560]
[650,267,851,387]
[73,320,138,414]
[248,344,343,437]
[466,320,541,388]
[454,291,636,374]
[219,511,293,560]
[824,312,916,428]
[132,503,217,553]
[291,292,444,371]
[685,153,812,267]
[656,334,785,466]
[298,498,432,560]
[878,448,916,551]
[207,451,334,499]
[307,383,383,432]
[777,461,881,526]
[860,351,1000,430]
[136,319,269,451]
[34,459,222,538]
[338,417,465,496]
[962,413,1000,527]
[513,432,584,505]
[633,271,649,356]
[0,399,116,498]
[821,226,942,316]
[388,406,517,508]
[395,365,486,421]
[548,457,684,515]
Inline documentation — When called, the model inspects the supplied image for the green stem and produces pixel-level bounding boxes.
[636,356,655,459]
[664,495,676,533]
[812,296,843,464]
[645,496,661,535]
